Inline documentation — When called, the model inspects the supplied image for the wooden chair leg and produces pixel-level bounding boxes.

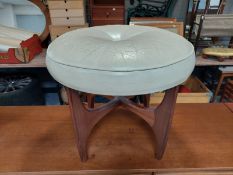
[213,74,224,102]
[87,94,95,108]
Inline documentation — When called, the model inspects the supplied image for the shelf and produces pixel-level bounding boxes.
[0,49,46,68]
[196,55,233,66]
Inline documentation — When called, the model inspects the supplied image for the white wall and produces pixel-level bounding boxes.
[0,4,17,27]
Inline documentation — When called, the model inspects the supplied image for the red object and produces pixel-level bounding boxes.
[0,35,42,64]
[179,85,192,93]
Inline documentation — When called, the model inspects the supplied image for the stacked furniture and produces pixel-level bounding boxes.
[213,66,233,101]
[130,17,212,104]
[194,14,233,50]
[48,0,88,40]
[221,79,233,102]
[129,17,183,35]
[89,0,125,26]
[188,0,232,51]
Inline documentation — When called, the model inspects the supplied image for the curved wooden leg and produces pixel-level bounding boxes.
[67,88,119,162]
[121,87,178,159]
[67,86,178,161]
[153,87,178,159]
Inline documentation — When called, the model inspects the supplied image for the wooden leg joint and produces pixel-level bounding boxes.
[66,86,178,162]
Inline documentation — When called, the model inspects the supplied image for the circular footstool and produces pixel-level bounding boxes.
[46,25,195,162]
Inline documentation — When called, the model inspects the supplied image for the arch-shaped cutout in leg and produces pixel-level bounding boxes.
[67,86,178,162]
[66,88,120,162]
[120,87,178,159]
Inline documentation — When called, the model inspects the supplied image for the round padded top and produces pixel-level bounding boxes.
[46,25,195,96]
[47,25,194,72]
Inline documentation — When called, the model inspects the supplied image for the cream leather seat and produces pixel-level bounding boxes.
[46,25,195,96]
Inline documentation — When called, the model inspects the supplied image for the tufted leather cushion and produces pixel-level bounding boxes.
[46,25,195,96]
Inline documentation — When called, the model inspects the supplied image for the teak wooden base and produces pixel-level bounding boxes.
[66,87,178,162]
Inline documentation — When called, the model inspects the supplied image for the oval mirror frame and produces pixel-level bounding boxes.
[29,0,50,41]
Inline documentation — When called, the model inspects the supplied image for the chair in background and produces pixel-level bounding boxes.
[130,17,176,25]
[193,14,233,51]
[127,0,189,25]
[221,79,233,102]
[127,0,174,21]
[131,18,184,36]
[188,0,231,51]
[213,66,233,102]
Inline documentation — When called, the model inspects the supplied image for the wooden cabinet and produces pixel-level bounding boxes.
[47,0,88,41]
[49,25,88,40]
[89,0,125,26]
[48,0,86,26]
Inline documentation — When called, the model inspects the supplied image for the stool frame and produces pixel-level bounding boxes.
[66,87,178,162]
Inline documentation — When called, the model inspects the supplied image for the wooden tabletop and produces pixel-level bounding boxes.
[0,104,232,174]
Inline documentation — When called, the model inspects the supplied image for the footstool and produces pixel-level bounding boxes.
[46,25,195,162]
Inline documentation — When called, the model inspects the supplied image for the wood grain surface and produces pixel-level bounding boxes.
[0,104,232,173]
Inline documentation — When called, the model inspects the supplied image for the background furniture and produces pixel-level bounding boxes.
[131,20,212,103]
[0,0,61,106]
[129,17,183,36]
[151,76,211,104]
[130,16,177,24]
[221,79,233,102]
[0,0,50,63]
[213,66,233,101]
[194,14,233,51]
[196,55,233,66]
[127,0,190,26]
[48,0,87,40]
[0,0,49,65]
[133,21,183,36]
[188,0,233,51]
[89,0,125,26]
